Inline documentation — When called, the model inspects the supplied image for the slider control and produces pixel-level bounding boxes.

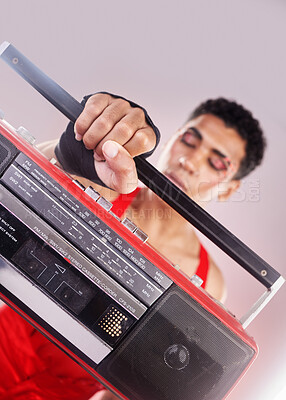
[97,196,113,211]
[190,274,204,288]
[121,217,149,242]
[72,179,85,190]
[133,227,148,243]
[84,186,112,211]
[84,186,100,201]
[108,210,121,222]
[121,217,137,233]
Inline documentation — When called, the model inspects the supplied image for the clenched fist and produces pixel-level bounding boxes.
[70,93,158,193]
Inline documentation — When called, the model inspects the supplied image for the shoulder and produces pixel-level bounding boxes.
[205,255,226,303]
[36,139,58,159]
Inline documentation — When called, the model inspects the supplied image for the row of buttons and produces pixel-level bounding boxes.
[79,179,205,288]
[73,180,149,243]
[8,120,149,245]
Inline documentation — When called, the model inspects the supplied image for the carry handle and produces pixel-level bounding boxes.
[0,41,282,289]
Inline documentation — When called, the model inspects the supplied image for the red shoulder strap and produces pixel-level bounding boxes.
[111,187,141,218]
[195,244,209,289]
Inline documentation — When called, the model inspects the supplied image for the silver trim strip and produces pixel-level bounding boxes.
[0,41,10,56]
[240,275,285,329]
[0,256,112,364]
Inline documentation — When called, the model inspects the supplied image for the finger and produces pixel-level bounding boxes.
[82,98,131,152]
[74,94,111,140]
[123,127,157,157]
[94,141,138,194]
[94,107,148,158]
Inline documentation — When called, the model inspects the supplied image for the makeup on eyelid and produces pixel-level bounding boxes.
[180,130,234,175]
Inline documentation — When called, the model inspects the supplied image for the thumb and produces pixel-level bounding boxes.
[94,140,138,193]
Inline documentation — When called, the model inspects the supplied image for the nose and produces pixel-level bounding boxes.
[179,156,199,176]
[179,147,207,176]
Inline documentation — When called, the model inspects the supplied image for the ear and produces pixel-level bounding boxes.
[217,180,241,202]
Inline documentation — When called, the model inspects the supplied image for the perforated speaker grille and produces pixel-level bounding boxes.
[97,285,255,400]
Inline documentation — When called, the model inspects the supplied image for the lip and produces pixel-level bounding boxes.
[164,172,187,192]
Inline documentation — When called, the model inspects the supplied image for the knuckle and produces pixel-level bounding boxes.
[97,115,112,132]
[82,134,95,150]
[132,107,145,122]
[112,98,129,109]
[122,159,135,176]
[82,138,93,150]
[117,122,133,140]
[136,130,154,151]
[85,94,109,114]
[85,96,100,111]
[75,119,88,135]
[124,163,133,175]
[87,93,109,104]
[86,95,98,105]
[85,103,101,117]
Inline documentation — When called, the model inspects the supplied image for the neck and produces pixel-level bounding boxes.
[129,187,198,241]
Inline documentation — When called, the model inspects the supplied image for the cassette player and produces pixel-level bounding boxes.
[0,42,284,400]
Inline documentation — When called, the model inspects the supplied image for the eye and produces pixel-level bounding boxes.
[209,157,228,171]
[181,131,197,148]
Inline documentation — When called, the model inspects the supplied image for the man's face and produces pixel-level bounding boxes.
[157,114,246,206]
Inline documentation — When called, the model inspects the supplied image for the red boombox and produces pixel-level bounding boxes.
[0,42,284,400]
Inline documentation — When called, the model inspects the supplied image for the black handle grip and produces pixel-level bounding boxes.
[0,41,282,288]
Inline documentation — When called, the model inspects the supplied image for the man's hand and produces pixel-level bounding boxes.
[74,93,157,193]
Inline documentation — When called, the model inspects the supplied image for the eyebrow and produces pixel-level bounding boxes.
[187,127,229,160]
[187,127,202,140]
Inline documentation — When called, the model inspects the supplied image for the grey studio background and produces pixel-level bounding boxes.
[0,1,285,399]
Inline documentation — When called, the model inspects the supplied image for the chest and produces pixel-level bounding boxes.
[117,195,202,278]
[146,236,202,279]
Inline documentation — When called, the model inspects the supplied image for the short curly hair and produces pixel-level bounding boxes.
[188,98,266,180]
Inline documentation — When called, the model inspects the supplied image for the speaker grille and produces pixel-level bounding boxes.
[97,285,255,400]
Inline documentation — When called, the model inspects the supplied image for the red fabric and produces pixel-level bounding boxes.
[196,244,209,289]
[111,186,141,218]
[0,187,209,399]
[0,306,103,400]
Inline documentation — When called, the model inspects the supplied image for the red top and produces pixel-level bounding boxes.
[0,188,209,399]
